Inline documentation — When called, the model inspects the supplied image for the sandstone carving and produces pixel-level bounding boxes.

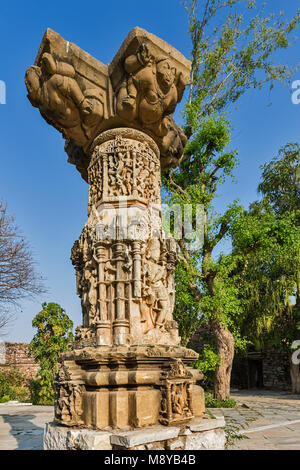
[25,53,104,146]
[159,360,194,425]
[26,28,205,432]
[54,361,85,426]
[25,27,191,182]
[115,43,188,166]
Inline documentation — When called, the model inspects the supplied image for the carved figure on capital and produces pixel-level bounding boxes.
[116,44,186,136]
[25,52,104,146]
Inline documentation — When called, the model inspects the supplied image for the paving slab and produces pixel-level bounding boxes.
[223,390,300,450]
[0,390,300,450]
[0,404,54,450]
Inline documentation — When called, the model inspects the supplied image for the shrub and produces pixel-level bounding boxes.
[0,366,31,403]
[29,302,73,405]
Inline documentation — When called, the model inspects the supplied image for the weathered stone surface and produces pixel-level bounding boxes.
[145,441,166,450]
[191,384,206,418]
[110,426,179,448]
[166,437,185,450]
[43,422,69,450]
[68,429,112,450]
[44,419,226,450]
[187,416,225,432]
[0,342,39,379]
[44,422,112,450]
[185,429,226,450]
[51,345,203,429]
[25,27,191,179]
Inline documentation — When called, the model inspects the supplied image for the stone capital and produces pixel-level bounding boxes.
[25,27,191,181]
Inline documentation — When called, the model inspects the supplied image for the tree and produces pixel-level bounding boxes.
[184,0,300,133]
[0,201,44,333]
[29,302,73,404]
[163,0,300,400]
[258,142,300,221]
[231,143,300,392]
[164,115,244,401]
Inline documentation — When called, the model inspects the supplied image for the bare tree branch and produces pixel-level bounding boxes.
[0,201,46,331]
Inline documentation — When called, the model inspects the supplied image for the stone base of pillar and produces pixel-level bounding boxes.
[53,345,205,430]
[44,415,226,450]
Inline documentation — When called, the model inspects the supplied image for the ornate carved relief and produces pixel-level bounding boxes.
[71,216,179,346]
[115,43,188,168]
[54,363,85,426]
[87,132,161,212]
[71,225,98,330]
[159,360,194,425]
[25,52,104,147]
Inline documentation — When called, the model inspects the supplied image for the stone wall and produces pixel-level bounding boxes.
[262,350,291,391]
[231,350,291,391]
[0,342,39,379]
[191,327,292,391]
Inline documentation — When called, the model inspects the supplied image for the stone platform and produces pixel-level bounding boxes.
[44,415,226,450]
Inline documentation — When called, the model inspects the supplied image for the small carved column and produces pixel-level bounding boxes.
[94,242,112,346]
[112,215,129,345]
[132,240,142,298]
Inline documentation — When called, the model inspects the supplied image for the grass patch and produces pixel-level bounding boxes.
[205,391,237,408]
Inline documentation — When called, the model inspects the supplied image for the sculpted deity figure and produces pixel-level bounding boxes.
[116,44,187,139]
[25,52,104,145]
[56,384,83,424]
[80,259,98,326]
[143,238,170,329]
[171,383,190,416]
[56,386,71,423]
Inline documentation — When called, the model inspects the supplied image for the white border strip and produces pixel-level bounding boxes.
[240,419,300,434]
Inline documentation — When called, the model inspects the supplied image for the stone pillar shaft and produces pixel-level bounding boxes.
[80,128,179,347]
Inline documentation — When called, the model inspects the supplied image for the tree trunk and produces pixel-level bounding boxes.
[211,321,235,401]
[290,360,300,394]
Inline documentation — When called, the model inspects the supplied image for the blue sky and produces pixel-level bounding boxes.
[0,0,299,342]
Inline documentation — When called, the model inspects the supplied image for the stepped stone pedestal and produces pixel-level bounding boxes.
[44,414,226,450]
[25,27,225,450]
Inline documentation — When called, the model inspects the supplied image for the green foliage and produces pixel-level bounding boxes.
[0,366,31,403]
[224,420,250,448]
[193,343,220,389]
[164,113,247,357]
[28,378,54,406]
[184,0,300,130]
[29,302,73,405]
[205,391,236,408]
[258,142,300,220]
[195,344,220,374]
[173,260,203,346]
[231,144,300,352]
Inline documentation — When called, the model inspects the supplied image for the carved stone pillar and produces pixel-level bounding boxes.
[25,27,206,432]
